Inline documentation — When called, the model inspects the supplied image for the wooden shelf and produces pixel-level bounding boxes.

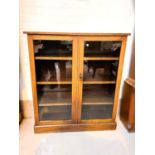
[38,85,114,107]
[37,81,72,85]
[84,57,119,61]
[36,61,72,85]
[83,81,115,84]
[83,102,113,105]
[35,56,72,60]
[83,72,116,84]
[37,76,72,85]
[83,89,114,105]
[39,103,71,107]
[39,106,71,121]
[37,78,115,85]
[38,90,72,107]
[82,105,113,120]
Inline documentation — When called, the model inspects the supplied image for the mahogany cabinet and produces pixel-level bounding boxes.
[25,32,129,133]
[120,78,135,132]
[120,38,135,132]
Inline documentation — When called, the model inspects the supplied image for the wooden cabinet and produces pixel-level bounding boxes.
[25,32,129,133]
[120,38,135,132]
[120,78,135,132]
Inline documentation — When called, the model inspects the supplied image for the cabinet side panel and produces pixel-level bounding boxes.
[27,35,39,124]
[112,37,127,120]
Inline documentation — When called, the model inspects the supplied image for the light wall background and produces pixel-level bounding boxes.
[19,0,134,102]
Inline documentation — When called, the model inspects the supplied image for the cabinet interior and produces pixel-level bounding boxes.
[33,39,120,122]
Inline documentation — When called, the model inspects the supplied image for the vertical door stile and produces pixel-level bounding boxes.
[76,37,84,123]
[27,35,39,125]
[72,37,78,123]
[112,36,127,121]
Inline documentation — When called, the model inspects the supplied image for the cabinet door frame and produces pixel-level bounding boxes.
[77,36,127,123]
[27,35,78,125]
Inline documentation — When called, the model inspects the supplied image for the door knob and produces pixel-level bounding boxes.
[79,73,83,80]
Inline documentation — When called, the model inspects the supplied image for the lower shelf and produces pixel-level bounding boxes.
[39,105,71,121]
[34,122,116,133]
[38,84,114,106]
[82,105,113,120]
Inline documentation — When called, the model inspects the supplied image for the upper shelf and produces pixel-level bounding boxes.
[35,49,72,57]
[34,40,72,58]
[84,41,121,57]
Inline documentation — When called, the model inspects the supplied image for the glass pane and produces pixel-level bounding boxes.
[83,60,118,81]
[84,41,122,57]
[35,60,72,82]
[81,84,115,120]
[33,40,72,57]
[37,85,72,121]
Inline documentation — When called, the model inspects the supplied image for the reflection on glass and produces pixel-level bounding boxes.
[81,84,115,120]
[83,60,118,81]
[33,40,72,57]
[35,60,72,82]
[84,41,122,57]
[37,85,72,121]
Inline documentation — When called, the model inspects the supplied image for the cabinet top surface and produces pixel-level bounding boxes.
[24,31,130,36]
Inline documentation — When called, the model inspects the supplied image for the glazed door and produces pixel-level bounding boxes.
[28,35,78,125]
[77,36,126,123]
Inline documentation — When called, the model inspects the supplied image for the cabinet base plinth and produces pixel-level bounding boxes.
[34,122,116,133]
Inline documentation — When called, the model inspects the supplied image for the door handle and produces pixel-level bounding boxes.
[79,73,83,81]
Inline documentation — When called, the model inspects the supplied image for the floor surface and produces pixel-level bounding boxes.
[19,118,135,155]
